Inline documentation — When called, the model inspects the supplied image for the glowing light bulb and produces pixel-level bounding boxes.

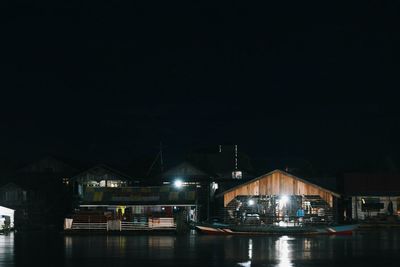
[174,179,183,188]
[280,195,289,204]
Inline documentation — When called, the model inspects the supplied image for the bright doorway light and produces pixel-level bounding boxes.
[280,195,289,204]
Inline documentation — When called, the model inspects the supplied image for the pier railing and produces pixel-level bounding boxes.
[66,217,176,231]
[121,218,176,230]
[71,222,108,230]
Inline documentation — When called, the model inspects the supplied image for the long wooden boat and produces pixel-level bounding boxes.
[196,224,358,236]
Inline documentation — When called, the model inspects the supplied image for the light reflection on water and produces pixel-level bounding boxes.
[2,230,400,266]
[238,235,294,267]
[0,233,14,267]
[275,236,293,267]
[237,238,253,267]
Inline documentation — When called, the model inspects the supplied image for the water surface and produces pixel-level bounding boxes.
[1,230,399,267]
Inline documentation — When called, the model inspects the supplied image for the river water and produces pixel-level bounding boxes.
[1,230,399,267]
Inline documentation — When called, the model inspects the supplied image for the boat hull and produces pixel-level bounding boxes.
[196,224,358,236]
[195,226,233,235]
[324,224,358,235]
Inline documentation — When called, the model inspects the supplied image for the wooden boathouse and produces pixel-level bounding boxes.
[218,169,340,225]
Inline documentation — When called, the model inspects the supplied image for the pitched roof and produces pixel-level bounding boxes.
[162,162,210,178]
[16,156,80,174]
[218,169,340,197]
[70,164,133,182]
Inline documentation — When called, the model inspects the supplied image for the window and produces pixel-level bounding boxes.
[99,180,125,187]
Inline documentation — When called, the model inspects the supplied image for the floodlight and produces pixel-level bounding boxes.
[280,195,289,204]
[174,179,183,188]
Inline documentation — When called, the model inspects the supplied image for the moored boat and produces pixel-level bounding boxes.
[322,224,359,235]
[196,223,358,236]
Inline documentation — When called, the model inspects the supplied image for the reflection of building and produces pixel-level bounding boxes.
[343,173,400,221]
[218,169,340,225]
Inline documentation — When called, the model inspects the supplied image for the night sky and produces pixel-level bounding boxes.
[1,1,399,168]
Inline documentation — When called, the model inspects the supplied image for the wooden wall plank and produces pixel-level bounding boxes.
[223,171,334,207]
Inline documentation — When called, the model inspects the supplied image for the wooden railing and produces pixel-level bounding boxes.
[149,218,176,229]
[121,221,150,230]
[71,222,108,230]
[67,217,176,231]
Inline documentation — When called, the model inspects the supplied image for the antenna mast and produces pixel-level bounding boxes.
[232,144,242,179]
[234,144,238,170]
[146,142,165,176]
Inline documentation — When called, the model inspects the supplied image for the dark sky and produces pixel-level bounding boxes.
[1,1,399,165]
